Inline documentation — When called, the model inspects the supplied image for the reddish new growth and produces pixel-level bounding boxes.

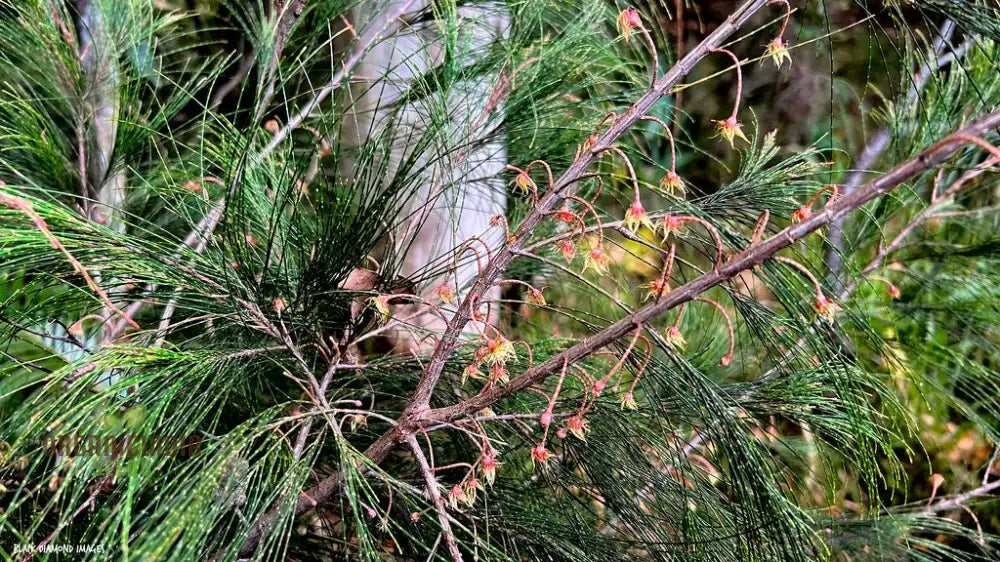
[792,184,839,224]
[0,192,139,330]
[695,297,735,367]
[644,244,676,301]
[710,48,749,148]
[659,215,725,269]
[775,256,837,322]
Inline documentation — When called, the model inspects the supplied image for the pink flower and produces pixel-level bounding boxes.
[481,451,499,486]
[461,477,481,507]
[887,284,901,299]
[583,243,611,274]
[765,38,792,68]
[526,287,546,306]
[434,284,456,304]
[489,364,510,384]
[713,116,749,148]
[662,215,685,241]
[813,294,836,321]
[540,411,553,427]
[273,298,288,314]
[644,277,670,301]
[566,415,589,440]
[617,9,643,40]
[557,238,577,263]
[664,325,686,349]
[659,171,685,197]
[447,485,464,510]
[620,391,638,410]
[624,199,652,232]
[530,445,553,468]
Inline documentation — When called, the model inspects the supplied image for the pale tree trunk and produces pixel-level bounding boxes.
[341,0,510,350]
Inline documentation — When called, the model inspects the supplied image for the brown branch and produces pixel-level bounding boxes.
[237,101,999,550]
[424,110,1000,424]
[405,434,465,562]
[405,0,772,415]
[232,18,1000,562]
[824,21,971,287]
[920,478,1000,515]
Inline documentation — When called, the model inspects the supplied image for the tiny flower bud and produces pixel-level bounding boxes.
[184,181,202,192]
[273,298,287,314]
[264,119,280,134]
[434,284,456,305]
[540,411,553,427]
[790,206,812,224]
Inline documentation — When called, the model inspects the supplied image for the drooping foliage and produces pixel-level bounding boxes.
[1,1,1000,561]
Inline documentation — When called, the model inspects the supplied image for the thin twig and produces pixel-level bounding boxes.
[405,434,464,562]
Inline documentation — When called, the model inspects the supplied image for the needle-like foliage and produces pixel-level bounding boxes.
[2,1,1000,561]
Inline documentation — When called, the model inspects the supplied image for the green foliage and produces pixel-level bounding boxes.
[0,0,999,561]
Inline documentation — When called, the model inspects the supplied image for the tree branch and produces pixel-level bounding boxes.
[405,0,772,415]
